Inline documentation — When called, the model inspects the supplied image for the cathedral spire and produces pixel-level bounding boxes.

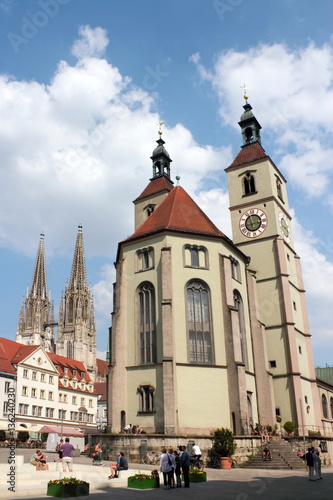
[30,232,48,299]
[16,232,54,350]
[69,224,88,292]
[238,91,262,147]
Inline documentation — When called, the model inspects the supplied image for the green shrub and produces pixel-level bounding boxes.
[283,421,295,434]
[211,428,237,457]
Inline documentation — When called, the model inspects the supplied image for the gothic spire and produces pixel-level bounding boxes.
[30,232,48,299]
[69,224,88,292]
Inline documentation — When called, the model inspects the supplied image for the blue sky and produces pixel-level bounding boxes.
[0,0,332,365]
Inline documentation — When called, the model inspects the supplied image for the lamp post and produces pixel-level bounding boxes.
[60,408,64,439]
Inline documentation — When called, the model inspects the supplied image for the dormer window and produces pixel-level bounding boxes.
[73,370,77,377]
[81,372,85,378]
[64,367,68,375]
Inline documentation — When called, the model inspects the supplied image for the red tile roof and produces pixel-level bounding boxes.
[48,352,92,383]
[126,186,227,242]
[94,382,107,401]
[96,358,108,378]
[133,176,174,202]
[0,337,40,370]
[229,143,268,168]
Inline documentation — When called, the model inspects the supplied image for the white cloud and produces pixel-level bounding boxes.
[71,25,109,60]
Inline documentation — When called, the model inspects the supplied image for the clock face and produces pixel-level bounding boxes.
[239,208,268,238]
[278,211,290,243]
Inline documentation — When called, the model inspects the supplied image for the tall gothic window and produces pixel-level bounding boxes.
[322,394,328,419]
[243,172,256,195]
[234,290,249,369]
[138,282,156,364]
[186,280,213,364]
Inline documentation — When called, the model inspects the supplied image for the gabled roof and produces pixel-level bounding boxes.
[133,175,174,203]
[48,352,92,383]
[0,337,40,370]
[228,142,268,169]
[125,186,227,244]
[94,382,107,401]
[96,358,108,378]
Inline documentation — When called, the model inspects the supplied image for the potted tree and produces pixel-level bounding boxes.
[211,428,237,469]
[283,421,295,436]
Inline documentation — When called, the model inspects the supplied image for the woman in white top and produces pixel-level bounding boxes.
[160,447,172,490]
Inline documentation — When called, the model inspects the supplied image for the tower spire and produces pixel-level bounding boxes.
[150,124,172,180]
[69,224,88,292]
[238,86,262,147]
[16,232,54,350]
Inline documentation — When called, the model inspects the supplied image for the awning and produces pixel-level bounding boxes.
[38,425,84,437]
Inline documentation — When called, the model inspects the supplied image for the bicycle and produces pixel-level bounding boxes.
[190,455,204,471]
[141,451,160,465]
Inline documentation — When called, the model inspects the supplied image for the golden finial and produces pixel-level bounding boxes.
[157,121,165,136]
[241,84,251,103]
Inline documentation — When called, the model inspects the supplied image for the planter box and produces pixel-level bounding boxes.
[182,472,207,483]
[47,482,89,497]
[128,477,160,489]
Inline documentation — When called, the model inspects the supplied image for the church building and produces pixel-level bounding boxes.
[108,99,322,436]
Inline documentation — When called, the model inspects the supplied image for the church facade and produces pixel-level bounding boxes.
[108,100,324,436]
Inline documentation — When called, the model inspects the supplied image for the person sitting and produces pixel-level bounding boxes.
[262,447,272,461]
[30,451,41,470]
[124,423,132,433]
[36,449,49,470]
[108,451,128,479]
[192,442,202,460]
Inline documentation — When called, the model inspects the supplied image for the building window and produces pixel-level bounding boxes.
[4,382,11,393]
[243,171,256,195]
[63,395,67,403]
[138,282,156,364]
[32,371,37,380]
[40,390,45,399]
[186,280,214,364]
[293,301,297,311]
[275,408,280,417]
[305,396,308,404]
[31,388,37,397]
[138,385,155,413]
[63,379,68,387]
[40,373,45,382]
[330,397,333,419]
[46,407,54,418]
[48,391,53,400]
[81,383,85,390]
[73,370,77,377]
[3,401,8,414]
[22,386,28,396]
[72,381,77,388]
[144,203,156,217]
[322,394,328,419]
[184,245,208,269]
[23,369,28,378]
[80,398,85,406]
[64,367,68,375]
[19,404,29,415]
[298,345,302,354]
[89,399,93,408]
[49,375,53,384]
[234,290,248,369]
[72,396,77,405]
[59,409,66,420]
[81,372,85,378]
[269,360,277,368]
[136,247,154,271]
[276,177,283,201]
[230,257,241,282]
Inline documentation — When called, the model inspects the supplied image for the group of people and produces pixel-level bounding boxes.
[123,423,146,434]
[305,447,323,481]
[160,443,201,490]
[30,437,75,473]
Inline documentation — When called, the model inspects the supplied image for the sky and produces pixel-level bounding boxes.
[0,0,332,366]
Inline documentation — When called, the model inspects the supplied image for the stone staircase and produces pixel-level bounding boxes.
[243,437,307,470]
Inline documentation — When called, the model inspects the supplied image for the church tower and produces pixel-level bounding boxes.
[56,225,96,380]
[225,94,322,430]
[16,232,54,351]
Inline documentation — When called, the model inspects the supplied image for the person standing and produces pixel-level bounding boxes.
[60,437,75,472]
[305,447,315,481]
[316,451,323,479]
[55,439,63,462]
[180,445,190,488]
[160,447,172,490]
[174,450,182,488]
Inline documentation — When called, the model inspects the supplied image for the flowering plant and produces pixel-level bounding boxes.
[130,473,157,480]
[189,467,206,476]
[48,477,88,486]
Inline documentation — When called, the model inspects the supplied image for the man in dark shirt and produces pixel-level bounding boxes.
[180,446,190,488]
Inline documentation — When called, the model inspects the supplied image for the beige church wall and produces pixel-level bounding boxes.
[272,377,294,424]
[264,327,288,373]
[175,364,230,430]
[256,281,284,327]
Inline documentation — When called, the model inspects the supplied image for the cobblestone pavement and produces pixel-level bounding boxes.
[1,447,332,500]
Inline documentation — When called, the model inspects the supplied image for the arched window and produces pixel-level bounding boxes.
[138,385,155,413]
[243,172,256,195]
[136,247,154,272]
[322,394,328,419]
[138,282,156,364]
[186,280,213,364]
[183,245,208,269]
[330,397,333,419]
[67,297,74,323]
[234,290,248,369]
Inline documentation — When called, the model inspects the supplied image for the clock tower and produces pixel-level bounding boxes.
[225,97,321,431]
